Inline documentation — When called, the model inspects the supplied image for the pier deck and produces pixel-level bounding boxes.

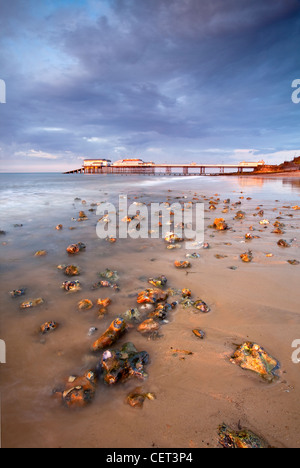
[64,162,262,176]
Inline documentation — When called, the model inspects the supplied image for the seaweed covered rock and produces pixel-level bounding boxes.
[218,423,269,448]
[230,342,280,382]
[100,342,150,385]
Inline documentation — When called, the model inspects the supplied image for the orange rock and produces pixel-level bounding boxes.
[213,218,228,230]
[137,318,160,335]
[92,317,126,351]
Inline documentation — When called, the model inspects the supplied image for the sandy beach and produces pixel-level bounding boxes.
[0,173,300,448]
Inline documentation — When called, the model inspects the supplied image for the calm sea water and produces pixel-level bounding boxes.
[0,172,299,223]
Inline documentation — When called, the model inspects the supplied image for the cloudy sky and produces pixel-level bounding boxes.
[0,0,300,172]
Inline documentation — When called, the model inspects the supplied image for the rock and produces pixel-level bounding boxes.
[127,388,156,408]
[88,327,98,337]
[54,371,97,408]
[40,321,58,334]
[78,299,93,310]
[213,218,228,231]
[137,318,160,335]
[230,342,280,382]
[64,265,80,276]
[164,232,184,244]
[62,280,81,292]
[174,261,191,269]
[34,250,47,257]
[186,253,201,259]
[100,342,149,385]
[92,317,126,352]
[193,300,210,314]
[182,289,192,298]
[20,298,44,309]
[192,329,205,339]
[287,260,299,265]
[66,242,86,254]
[10,289,26,298]
[99,269,119,282]
[277,239,290,248]
[235,211,246,220]
[148,275,168,288]
[218,423,269,448]
[137,289,168,305]
[240,251,253,263]
[122,308,143,323]
[91,280,120,292]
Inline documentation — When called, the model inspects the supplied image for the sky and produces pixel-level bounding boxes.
[0,0,300,172]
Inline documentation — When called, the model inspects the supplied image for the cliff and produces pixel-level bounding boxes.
[254,156,300,173]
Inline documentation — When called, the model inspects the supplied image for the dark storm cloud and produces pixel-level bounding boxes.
[0,0,300,170]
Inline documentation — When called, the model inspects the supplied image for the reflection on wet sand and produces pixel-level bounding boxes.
[237,176,300,193]
[282,178,300,193]
[237,177,265,188]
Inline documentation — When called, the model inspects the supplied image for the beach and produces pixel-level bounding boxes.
[0,173,300,448]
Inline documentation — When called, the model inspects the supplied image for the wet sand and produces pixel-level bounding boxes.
[1,175,300,448]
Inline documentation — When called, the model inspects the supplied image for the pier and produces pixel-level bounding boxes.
[64,161,264,176]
